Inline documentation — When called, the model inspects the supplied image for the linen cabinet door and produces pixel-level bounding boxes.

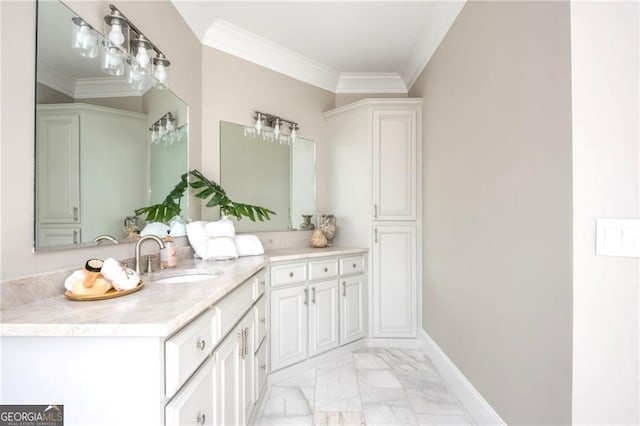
[340,274,365,345]
[372,225,417,338]
[270,285,308,371]
[308,280,339,357]
[372,108,418,221]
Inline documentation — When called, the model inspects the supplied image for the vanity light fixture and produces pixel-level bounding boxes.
[71,17,98,58]
[102,4,171,89]
[251,111,299,144]
[149,112,180,145]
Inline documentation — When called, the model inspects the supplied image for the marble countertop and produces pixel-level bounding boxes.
[0,247,366,338]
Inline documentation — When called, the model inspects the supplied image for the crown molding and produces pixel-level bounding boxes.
[36,60,76,98]
[399,0,466,89]
[335,73,408,94]
[203,20,340,93]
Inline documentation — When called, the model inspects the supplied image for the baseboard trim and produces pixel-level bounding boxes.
[366,337,422,348]
[420,328,506,426]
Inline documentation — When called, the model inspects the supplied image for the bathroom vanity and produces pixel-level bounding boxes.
[1,247,367,426]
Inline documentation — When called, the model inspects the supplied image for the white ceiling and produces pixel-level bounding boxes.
[171,1,466,93]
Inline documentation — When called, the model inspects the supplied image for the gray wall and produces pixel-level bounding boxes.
[409,2,573,424]
[570,2,640,424]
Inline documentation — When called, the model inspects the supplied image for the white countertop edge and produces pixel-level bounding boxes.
[0,247,367,338]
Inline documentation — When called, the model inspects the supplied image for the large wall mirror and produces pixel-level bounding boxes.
[220,121,315,232]
[34,0,189,250]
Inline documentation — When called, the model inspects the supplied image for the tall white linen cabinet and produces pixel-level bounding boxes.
[324,99,422,342]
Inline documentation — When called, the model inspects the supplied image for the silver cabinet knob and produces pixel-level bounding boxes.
[196,413,206,425]
[196,339,206,351]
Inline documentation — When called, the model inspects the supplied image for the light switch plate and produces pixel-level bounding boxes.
[596,219,640,258]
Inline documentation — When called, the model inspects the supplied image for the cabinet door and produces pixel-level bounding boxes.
[216,327,242,426]
[309,280,339,357]
[270,286,307,371]
[372,109,417,221]
[340,275,366,345]
[36,114,80,224]
[372,226,417,337]
[239,311,255,423]
[37,225,81,247]
[165,356,215,426]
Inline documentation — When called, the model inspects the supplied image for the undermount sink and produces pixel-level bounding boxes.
[152,273,220,284]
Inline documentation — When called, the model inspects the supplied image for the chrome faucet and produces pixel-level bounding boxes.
[134,235,166,275]
[94,234,119,244]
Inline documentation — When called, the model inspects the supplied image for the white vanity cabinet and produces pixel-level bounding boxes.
[325,99,422,340]
[269,253,367,372]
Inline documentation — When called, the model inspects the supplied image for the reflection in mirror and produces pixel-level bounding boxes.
[220,121,315,232]
[34,0,189,250]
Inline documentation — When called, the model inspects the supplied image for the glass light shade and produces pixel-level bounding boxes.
[290,124,298,142]
[127,60,147,90]
[131,35,152,72]
[103,10,128,50]
[273,119,281,139]
[152,54,171,89]
[255,113,263,134]
[101,45,125,76]
[71,19,98,58]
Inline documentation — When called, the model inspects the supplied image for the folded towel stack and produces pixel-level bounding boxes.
[186,219,264,260]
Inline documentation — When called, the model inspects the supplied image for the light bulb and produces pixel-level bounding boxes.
[135,46,150,70]
[108,22,125,46]
[255,113,263,134]
[154,63,167,83]
[273,119,281,139]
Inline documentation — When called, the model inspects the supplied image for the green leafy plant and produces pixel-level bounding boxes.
[134,169,275,224]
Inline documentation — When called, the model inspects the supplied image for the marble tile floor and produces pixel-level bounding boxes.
[256,348,475,426]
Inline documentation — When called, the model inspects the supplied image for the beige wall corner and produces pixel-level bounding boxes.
[409,1,573,424]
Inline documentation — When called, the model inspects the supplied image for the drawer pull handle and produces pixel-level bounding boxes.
[238,331,244,359]
[352,263,357,268]
[260,317,266,323]
[196,413,206,425]
[324,267,328,272]
[342,281,346,297]
[303,288,308,305]
[196,339,206,351]
[260,364,266,370]
[312,287,316,304]
[289,272,294,277]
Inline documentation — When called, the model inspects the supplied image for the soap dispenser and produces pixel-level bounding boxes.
[160,230,178,268]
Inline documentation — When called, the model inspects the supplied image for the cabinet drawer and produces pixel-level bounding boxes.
[308,258,338,281]
[165,356,215,426]
[255,340,267,400]
[339,255,366,275]
[165,308,216,398]
[270,262,307,287]
[254,295,266,350]
[216,278,255,339]
[253,269,267,301]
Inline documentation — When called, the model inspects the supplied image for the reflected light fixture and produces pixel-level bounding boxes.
[71,17,98,58]
[252,111,299,144]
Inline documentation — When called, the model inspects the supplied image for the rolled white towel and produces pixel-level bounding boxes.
[204,220,235,238]
[206,236,238,260]
[64,270,85,292]
[101,257,140,291]
[235,234,264,256]
[186,221,208,259]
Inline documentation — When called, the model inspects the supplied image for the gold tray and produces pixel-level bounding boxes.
[65,281,144,301]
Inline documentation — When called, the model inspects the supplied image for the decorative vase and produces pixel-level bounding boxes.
[299,215,315,231]
[319,214,336,244]
[310,229,328,248]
